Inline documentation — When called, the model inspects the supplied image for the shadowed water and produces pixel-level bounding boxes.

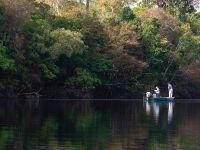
[0,99,200,150]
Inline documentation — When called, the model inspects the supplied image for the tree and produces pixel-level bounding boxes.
[177,33,200,65]
[138,8,182,80]
[0,43,15,71]
[65,68,101,90]
[106,22,148,84]
[138,8,179,40]
[139,0,198,20]
[95,0,123,21]
[121,7,135,21]
[141,18,170,69]
[185,12,200,34]
[49,28,85,59]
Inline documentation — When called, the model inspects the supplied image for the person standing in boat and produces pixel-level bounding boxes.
[154,86,160,97]
[168,83,173,97]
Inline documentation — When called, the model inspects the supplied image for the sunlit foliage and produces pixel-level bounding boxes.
[49,28,85,59]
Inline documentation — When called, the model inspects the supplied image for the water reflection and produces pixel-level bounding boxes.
[153,103,160,122]
[0,99,200,150]
[144,101,174,124]
[168,102,173,123]
[145,102,150,116]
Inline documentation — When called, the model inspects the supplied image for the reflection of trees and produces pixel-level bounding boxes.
[0,100,147,149]
[0,128,15,150]
[30,100,113,150]
[40,117,58,142]
[61,105,112,150]
[0,100,200,150]
[175,103,200,150]
[95,101,149,150]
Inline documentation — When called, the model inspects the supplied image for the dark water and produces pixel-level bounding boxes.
[0,99,200,150]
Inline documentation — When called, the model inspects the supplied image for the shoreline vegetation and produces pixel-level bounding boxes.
[0,0,199,99]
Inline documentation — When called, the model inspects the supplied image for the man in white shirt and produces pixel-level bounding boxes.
[154,86,160,97]
[168,83,173,97]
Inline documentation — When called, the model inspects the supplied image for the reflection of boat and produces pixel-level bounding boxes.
[143,96,175,102]
[143,101,174,124]
[168,102,173,123]
[153,103,160,122]
[145,102,150,115]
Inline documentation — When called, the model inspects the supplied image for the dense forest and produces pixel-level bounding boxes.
[0,0,199,98]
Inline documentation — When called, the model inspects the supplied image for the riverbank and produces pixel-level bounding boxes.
[1,86,199,99]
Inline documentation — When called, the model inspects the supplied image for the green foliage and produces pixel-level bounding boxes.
[30,3,50,20]
[24,19,50,39]
[166,0,196,20]
[0,44,15,71]
[0,5,6,24]
[81,16,108,49]
[39,60,59,79]
[139,0,196,17]
[121,7,135,21]
[95,0,123,22]
[185,13,200,34]
[141,18,169,69]
[23,17,50,61]
[133,6,147,15]
[65,68,102,90]
[51,17,82,31]
[89,56,113,73]
[178,34,200,64]
[142,18,161,46]
[49,28,85,59]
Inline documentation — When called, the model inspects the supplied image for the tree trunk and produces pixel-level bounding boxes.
[86,0,90,14]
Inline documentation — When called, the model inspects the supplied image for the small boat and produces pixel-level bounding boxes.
[143,95,175,102]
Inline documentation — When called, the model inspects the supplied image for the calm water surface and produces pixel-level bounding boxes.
[0,99,200,150]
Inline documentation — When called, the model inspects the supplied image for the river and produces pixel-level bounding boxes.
[0,99,200,150]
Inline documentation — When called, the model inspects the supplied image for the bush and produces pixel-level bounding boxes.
[0,43,15,71]
[121,7,135,21]
[51,17,82,32]
[65,68,102,90]
[49,28,85,59]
